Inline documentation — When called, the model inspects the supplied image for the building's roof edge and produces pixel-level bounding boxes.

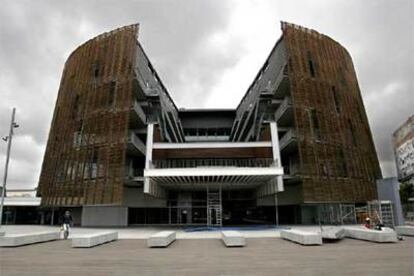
[136,41,181,112]
[234,23,285,111]
[66,23,140,63]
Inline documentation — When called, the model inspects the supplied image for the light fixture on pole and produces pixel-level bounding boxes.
[0,108,19,227]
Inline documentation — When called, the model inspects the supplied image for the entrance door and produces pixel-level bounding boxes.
[207,187,222,227]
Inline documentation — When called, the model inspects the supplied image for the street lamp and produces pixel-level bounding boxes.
[0,108,19,227]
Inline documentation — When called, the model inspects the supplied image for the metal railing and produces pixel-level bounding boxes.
[284,163,300,175]
[151,158,275,169]
[280,128,297,150]
[131,100,146,123]
[274,96,292,122]
[125,167,144,178]
[272,65,289,96]
[128,131,146,154]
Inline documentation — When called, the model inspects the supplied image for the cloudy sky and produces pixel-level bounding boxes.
[0,0,413,189]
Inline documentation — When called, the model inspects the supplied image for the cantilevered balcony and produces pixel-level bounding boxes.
[274,97,293,127]
[124,165,144,187]
[145,157,282,190]
[279,128,298,153]
[145,142,282,191]
[130,100,146,128]
[266,65,290,99]
[274,71,290,98]
[127,131,146,156]
[143,122,284,197]
[152,158,275,169]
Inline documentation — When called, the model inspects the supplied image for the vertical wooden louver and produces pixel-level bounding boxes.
[38,24,139,206]
[281,22,382,203]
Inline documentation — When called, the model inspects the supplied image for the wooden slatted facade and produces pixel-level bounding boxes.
[38,25,139,206]
[281,22,382,203]
[36,22,383,224]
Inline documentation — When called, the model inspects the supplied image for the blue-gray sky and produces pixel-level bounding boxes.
[0,0,413,189]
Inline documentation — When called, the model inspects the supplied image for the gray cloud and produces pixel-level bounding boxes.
[0,0,412,189]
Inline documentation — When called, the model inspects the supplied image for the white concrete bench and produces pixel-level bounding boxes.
[321,227,345,240]
[72,231,118,248]
[147,231,176,248]
[0,231,60,247]
[280,229,322,245]
[221,231,246,247]
[0,231,5,237]
[344,227,398,243]
[395,226,414,236]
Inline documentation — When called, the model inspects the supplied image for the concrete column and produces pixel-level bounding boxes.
[270,122,284,192]
[144,123,154,194]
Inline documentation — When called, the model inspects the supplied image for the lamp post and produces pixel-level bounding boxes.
[0,108,19,227]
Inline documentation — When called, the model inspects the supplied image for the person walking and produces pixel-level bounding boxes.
[61,210,73,239]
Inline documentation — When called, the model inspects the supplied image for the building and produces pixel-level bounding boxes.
[1,189,42,225]
[393,114,414,185]
[37,22,382,226]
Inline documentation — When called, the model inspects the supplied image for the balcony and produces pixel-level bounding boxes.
[274,97,293,127]
[144,157,282,191]
[127,131,146,156]
[152,158,275,169]
[264,65,290,99]
[274,72,290,98]
[144,123,284,196]
[124,166,144,187]
[280,128,298,153]
[130,100,146,127]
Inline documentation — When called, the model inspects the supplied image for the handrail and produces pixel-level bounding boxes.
[274,96,292,122]
[132,100,147,123]
[128,131,146,154]
[280,128,297,150]
[151,158,276,169]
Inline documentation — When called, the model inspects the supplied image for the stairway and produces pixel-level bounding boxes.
[207,187,222,227]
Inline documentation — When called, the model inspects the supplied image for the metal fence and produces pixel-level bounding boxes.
[317,203,356,225]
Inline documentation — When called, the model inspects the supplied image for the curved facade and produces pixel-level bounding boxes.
[38,22,382,226]
[281,22,382,203]
[38,25,140,206]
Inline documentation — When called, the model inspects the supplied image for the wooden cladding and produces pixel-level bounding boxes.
[38,25,139,207]
[282,23,382,203]
[153,147,272,160]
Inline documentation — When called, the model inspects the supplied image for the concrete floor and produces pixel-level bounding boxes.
[1,237,413,276]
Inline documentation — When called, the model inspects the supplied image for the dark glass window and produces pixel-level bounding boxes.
[307,51,315,77]
[93,63,100,78]
[349,119,357,146]
[73,95,80,118]
[309,108,321,141]
[332,86,340,113]
[109,81,116,107]
[338,148,348,177]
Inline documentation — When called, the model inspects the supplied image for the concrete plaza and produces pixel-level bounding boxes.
[0,226,413,275]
